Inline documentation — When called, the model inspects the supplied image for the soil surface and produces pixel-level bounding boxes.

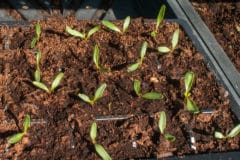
[0,17,239,159]
[191,0,240,72]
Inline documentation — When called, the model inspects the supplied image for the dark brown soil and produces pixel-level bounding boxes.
[0,17,239,159]
[191,0,240,72]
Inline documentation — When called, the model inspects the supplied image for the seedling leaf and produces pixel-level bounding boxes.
[50,72,64,92]
[157,46,171,53]
[102,20,121,33]
[127,63,140,72]
[95,144,112,160]
[32,81,49,92]
[172,29,179,49]
[156,5,166,30]
[227,124,240,138]
[65,26,85,39]
[93,45,100,69]
[186,98,200,114]
[159,111,166,134]
[8,133,24,144]
[94,83,107,102]
[78,93,92,105]
[214,131,226,139]
[133,80,141,97]
[123,16,130,33]
[36,51,41,69]
[31,37,37,49]
[184,71,195,98]
[23,115,31,134]
[36,21,41,40]
[164,133,176,142]
[87,26,100,39]
[34,69,41,82]
[140,41,147,63]
[90,122,97,144]
[142,92,163,100]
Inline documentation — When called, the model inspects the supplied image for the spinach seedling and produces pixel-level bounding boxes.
[78,83,107,106]
[93,45,111,72]
[8,114,31,144]
[31,21,41,49]
[151,5,166,38]
[184,71,200,113]
[34,51,41,82]
[133,80,163,100]
[102,16,130,34]
[214,124,240,139]
[90,122,112,160]
[157,28,180,54]
[158,111,176,142]
[32,72,64,94]
[65,25,100,40]
[127,41,148,72]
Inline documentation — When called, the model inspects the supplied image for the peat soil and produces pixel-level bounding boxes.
[0,17,239,159]
[191,0,240,72]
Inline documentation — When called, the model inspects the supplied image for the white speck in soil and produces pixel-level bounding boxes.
[224,91,229,98]
[132,141,137,148]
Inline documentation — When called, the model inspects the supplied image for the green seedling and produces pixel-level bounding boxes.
[102,16,130,34]
[65,25,100,40]
[151,5,166,38]
[184,71,200,114]
[184,71,195,98]
[78,83,107,106]
[133,80,163,100]
[127,41,147,72]
[90,122,112,160]
[214,124,240,139]
[8,114,31,144]
[158,111,176,142]
[31,21,41,49]
[34,51,42,82]
[32,72,64,94]
[157,28,180,54]
[93,45,111,72]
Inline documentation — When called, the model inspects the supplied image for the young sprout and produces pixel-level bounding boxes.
[151,5,166,38]
[214,124,240,139]
[133,80,163,100]
[184,71,200,114]
[158,111,176,142]
[8,114,31,144]
[31,21,41,49]
[102,16,130,34]
[90,122,112,160]
[157,29,180,54]
[93,45,111,72]
[34,51,42,82]
[127,41,147,72]
[32,72,64,94]
[78,83,107,106]
[65,25,100,40]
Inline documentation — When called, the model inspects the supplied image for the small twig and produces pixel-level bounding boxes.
[185,124,196,150]
[30,119,48,125]
[200,108,214,114]
[94,114,133,121]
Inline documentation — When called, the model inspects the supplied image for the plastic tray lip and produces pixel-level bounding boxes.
[0,21,30,26]
[162,151,240,160]
[0,18,240,159]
